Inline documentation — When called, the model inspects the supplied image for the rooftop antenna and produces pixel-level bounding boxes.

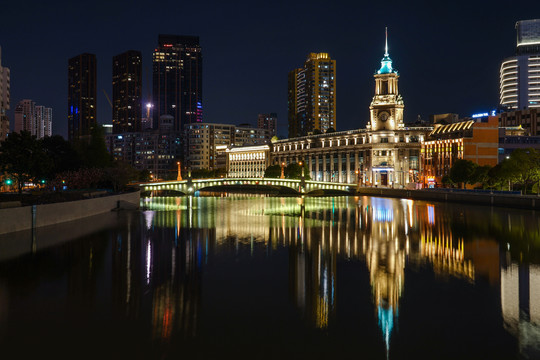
[385,27,389,56]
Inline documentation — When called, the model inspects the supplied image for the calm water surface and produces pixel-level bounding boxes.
[0,195,539,359]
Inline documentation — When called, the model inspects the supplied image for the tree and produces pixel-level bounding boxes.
[284,162,311,180]
[75,125,112,169]
[441,175,454,188]
[326,127,336,133]
[449,159,477,188]
[264,165,281,178]
[507,148,539,193]
[0,131,51,193]
[105,161,139,192]
[471,165,492,188]
[41,135,81,178]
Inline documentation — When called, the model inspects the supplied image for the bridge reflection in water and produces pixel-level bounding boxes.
[137,195,540,358]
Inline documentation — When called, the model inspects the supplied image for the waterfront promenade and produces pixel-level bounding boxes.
[356,187,540,211]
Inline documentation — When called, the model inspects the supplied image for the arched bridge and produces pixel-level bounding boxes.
[140,177,356,195]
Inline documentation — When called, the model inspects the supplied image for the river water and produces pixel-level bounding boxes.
[0,195,539,359]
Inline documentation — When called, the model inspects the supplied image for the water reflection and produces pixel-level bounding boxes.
[0,196,539,358]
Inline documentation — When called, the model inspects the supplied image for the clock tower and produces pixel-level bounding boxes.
[368,28,404,131]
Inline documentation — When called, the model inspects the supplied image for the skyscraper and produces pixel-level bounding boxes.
[500,19,540,110]
[14,99,52,138]
[36,105,52,138]
[0,47,10,142]
[68,53,97,141]
[288,53,336,138]
[14,99,35,134]
[152,35,202,132]
[257,113,277,137]
[112,50,142,134]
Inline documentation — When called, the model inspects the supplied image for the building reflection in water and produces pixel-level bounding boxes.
[137,195,540,358]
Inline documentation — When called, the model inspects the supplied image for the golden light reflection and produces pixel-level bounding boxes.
[138,195,501,344]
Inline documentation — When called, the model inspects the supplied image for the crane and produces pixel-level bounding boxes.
[102,89,113,109]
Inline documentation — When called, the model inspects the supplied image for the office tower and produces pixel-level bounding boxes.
[14,99,52,139]
[0,47,10,141]
[288,53,336,138]
[68,53,97,141]
[112,50,142,134]
[257,113,277,137]
[152,34,202,132]
[500,19,540,110]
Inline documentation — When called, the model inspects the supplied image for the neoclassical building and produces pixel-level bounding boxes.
[226,145,271,178]
[271,37,432,188]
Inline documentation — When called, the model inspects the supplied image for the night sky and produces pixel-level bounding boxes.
[1,0,539,139]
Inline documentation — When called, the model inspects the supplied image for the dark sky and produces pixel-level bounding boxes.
[1,0,539,139]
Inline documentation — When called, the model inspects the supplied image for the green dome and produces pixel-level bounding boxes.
[378,55,393,74]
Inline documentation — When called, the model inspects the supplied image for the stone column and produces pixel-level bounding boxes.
[322,152,327,181]
[330,152,334,182]
[308,155,313,180]
[346,152,351,183]
[315,153,320,181]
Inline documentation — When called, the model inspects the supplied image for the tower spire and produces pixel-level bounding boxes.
[385,27,388,56]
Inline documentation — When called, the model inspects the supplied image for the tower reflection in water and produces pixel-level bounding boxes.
[139,195,540,358]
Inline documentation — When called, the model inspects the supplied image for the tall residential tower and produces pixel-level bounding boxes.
[112,50,142,134]
[14,99,52,138]
[288,53,336,138]
[152,35,202,132]
[0,47,10,141]
[68,53,97,141]
[500,19,540,110]
[257,113,277,137]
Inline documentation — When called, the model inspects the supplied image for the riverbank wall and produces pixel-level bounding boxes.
[355,187,540,210]
[0,190,140,235]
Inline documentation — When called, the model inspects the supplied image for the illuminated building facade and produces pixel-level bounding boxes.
[288,53,336,137]
[152,35,202,132]
[112,50,142,134]
[184,123,271,171]
[422,115,499,186]
[68,53,97,141]
[14,100,52,138]
[499,19,540,110]
[274,35,430,187]
[498,125,540,161]
[226,145,271,178]
[0,47,9,141]
[498,108,540,135]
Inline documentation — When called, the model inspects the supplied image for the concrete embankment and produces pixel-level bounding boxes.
[0,190,140,235]
[355,187,540,211]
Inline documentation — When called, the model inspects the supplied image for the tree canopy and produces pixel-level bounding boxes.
[0,131,51,193]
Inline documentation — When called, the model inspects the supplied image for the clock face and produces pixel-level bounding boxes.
[378,111,389,122]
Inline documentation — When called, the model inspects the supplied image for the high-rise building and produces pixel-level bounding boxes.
[36,105,52,138]
[257,113,277,137]
[287,53,336,138]
[112,50,142,134]
[0,47,10,141]
[184,123,272,171]
[14,99,35,134]
[152,35,202,132]
[500,19,540,110]
[14,99,52,138]
[68,53,97,141]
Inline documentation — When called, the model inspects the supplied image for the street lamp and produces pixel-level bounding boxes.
[299,161,304,178]
[177,161,182,181]
[281,162,285,179]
